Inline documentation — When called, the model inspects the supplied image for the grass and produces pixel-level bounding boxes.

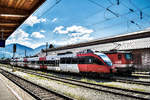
[99,82,146,92]
[80,77,147,92]
[47,85,86,100]
[27,72,78,88]
[81,78,95,83]
[26,73,85,100]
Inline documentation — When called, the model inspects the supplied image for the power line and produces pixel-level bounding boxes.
[84,6,150,27]
[88,0,119,17]
[39,0,62,18]
[129,0,150,19]
[90,14,149,37]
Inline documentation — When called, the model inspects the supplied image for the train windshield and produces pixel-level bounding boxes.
[125,53,132,60]
[96,53,112,66]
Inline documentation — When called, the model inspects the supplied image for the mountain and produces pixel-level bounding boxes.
[34,45,46,53]
[0,44,46,58]
[0,43,62,58]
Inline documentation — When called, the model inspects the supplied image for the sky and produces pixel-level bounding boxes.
[6,0,150,49]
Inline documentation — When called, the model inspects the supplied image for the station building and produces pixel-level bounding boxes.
[38,29,150,71]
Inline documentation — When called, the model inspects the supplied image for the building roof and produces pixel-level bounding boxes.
[37,29,150,57]
[0,0,45,40]
[44,29,150,52]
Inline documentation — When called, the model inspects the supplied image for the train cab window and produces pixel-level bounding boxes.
[93,58,104,65]
[125,53,132,60]
[118,54,122,60]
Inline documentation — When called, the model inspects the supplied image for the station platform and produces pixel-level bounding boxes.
[0,73,35,100]
[0,78,17,100]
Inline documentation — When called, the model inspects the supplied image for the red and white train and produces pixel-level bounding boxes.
[10,49,113,74]
[103,50,134,74]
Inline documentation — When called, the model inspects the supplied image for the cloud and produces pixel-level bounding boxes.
[52,18,58,22]
[53,26,67,34]
[53,25,94,35]
[52,34,93,46]
[6,29,30,46]
[6,29,46,49]
[31,32,45,38]
[24,16,46,26]
[40,30,46,33]
[52,25,94,46]
[8,29,29,41]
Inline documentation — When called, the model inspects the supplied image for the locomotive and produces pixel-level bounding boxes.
[102,50,134,74]
[10,49,113,74]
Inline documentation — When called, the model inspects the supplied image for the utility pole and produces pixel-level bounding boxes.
[25,49,26,57]
[12,44,16,72]
[46,42,48,56]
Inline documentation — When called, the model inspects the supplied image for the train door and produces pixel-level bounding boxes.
[60,58,67,72]
[77,57,88,72]
[66,57,80,73]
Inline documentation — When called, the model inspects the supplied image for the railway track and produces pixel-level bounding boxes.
[111,76,150,86]
[133,72,150,75]
[0,68,73,100]
[8,67,150,100]
[131,75,150,79]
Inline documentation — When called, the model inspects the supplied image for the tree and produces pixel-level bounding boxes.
[49,44,54,48]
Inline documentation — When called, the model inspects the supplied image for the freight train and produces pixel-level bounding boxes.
[10,49,113,75]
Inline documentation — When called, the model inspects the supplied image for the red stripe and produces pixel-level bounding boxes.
[40,65,43,69]
[24,58,27,62]
[78,64,110,73]
[39,57,46,61]
[40,65,47,69]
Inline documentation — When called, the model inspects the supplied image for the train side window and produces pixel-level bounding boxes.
[78,57,86,64]
[93,58,104,65]
[37,61,43,64]
[86,57,92,64]
[60,58,66,64]
[66,58,71,64]
[31,61,35,64]
[118,54,122,60]
[71,58,78,64]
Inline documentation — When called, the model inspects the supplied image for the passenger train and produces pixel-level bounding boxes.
[10,49,113,74]
[102,50,134,74]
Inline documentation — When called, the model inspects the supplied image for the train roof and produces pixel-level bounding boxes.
[102,50,132,54]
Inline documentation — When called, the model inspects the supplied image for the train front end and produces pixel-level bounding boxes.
[106,52,134,74]
[94,52,113,73]
[77,49,113,74]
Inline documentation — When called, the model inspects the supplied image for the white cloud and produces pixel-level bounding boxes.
[53,25,94,35]
[51,18,58,22]
[6,29,30,46]
[52,25,94,46]
[40,30,46,33]
[31,32,45,38]
[53,26,67,34]
[8,29,29,41]
[24,16,46,26]
[6,29,46,49]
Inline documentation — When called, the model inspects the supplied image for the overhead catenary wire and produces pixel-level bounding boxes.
[87,0,119,17]
[90,13,149,37]
[39,0,62,18]
[84,6,150,28]
[129,0,150,19]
